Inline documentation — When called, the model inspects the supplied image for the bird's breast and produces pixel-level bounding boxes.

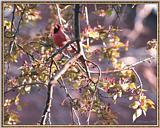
[53,32,67,47]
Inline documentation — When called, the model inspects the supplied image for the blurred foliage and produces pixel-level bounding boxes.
[146,39,157,50]
[3,3,155,125]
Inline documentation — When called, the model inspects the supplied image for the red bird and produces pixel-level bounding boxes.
[50,24,76,53]
[50,24,69,48]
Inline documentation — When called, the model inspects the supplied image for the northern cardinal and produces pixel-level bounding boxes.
[50,23,76,53]
[50,24,68,47]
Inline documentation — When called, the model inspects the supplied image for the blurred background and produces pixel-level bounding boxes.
[4,3,157,125]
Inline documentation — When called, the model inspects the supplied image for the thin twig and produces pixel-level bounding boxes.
[14,6,26,35]
[50,53,81,85]
[112,6,120,25]
[4,82,46,95]
[17,43,37,61]
[131,67,143,95]
[11,5,16,33]
[48,112,52,125]
[49,60,54,78]
[9,5,27,54]
[72,108,81,125]
[74,4,91,79]
[86,61,101,125]
[97,89,138,99]
[5,63,11,92]
[86,88,97,125]
[70,102,75,124]
[86,60,101,84]
[45,39,76,62]
[74,4,80,52]
[88,56,155,75]
[85,5,90,47]
[56,4,62,25]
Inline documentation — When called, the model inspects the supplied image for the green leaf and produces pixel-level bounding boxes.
[17,105,22,111]
[141,104,148,112]
[133,108,142,122]
[106,10,112,16]
[90,85,96,91]
[129,83,136,89]
[4,20,11,29]
[10,55,18,62]
[5,31,15,38]
[73,82,80,89]
[129,101,140,109]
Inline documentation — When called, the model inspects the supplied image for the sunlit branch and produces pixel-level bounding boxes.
[56,4,63,25]
[72,108,81,125]
[89,56,155,75]
[40,80,54,125]
[85,5,90,47]
[131,67,143,95]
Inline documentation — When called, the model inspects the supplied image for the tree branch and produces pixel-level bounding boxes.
[50,53,81,85]
[40,53,81,125]
[85,5,90,47]
[53,59,81,125]
[74,4,80,52]
[88,56,155,75]
[17,43,37,61]
[11,5,16,33]
[40,80,54,125]
[4,82,46,95]
[56,4,63,25]
[45,39,76,62]
[131,67,143,95]
[9,5,27,54]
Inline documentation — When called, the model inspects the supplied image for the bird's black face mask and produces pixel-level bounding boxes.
[54,24,60,34]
